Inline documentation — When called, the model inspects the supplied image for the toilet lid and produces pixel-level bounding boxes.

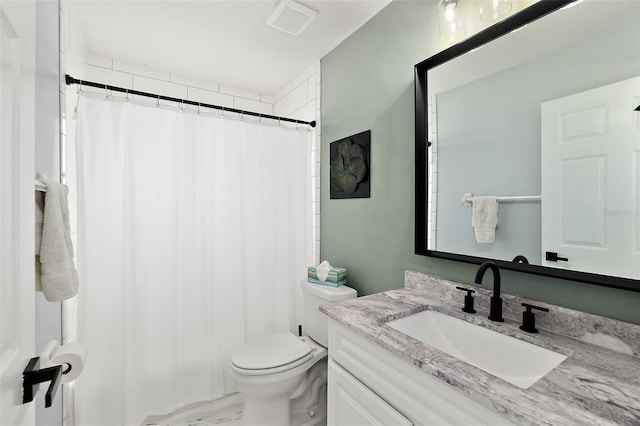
[231,332,312,370]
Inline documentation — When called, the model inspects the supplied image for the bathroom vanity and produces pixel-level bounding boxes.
[321,272,640,425]
[327,321,514,425]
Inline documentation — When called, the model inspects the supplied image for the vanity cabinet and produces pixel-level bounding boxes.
[328,359,412,425]
[327,319,515,426]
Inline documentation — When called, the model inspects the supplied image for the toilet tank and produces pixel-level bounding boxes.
[300,279,357,347]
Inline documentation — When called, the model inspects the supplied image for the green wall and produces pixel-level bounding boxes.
[320,0,640,325]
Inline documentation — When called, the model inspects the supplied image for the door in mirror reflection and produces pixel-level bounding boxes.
[541,76,640,279]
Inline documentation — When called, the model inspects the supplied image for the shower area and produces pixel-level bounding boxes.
[55,2,322,424]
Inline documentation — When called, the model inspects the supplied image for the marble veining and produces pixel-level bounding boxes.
[320,271,640,426]
[405,271,640,356]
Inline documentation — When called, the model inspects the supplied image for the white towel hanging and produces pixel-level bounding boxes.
[35,175,79,301]
[471,196,499,243]
[35,172,48,192]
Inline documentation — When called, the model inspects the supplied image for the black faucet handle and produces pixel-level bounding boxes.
[520,303,549,333]
[455,286,476,314]
[522,302,549,313]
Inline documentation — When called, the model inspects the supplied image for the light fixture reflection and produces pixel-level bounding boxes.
[479,0,512,21]
[439,0,467,43]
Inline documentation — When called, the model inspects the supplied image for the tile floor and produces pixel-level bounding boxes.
[142,393,244,426]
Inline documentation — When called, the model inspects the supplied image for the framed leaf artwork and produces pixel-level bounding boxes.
[330,130,370,199]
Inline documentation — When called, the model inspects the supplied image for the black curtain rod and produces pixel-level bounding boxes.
[65,74,316,128]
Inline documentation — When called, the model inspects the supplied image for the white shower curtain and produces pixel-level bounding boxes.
[74,94,313,425]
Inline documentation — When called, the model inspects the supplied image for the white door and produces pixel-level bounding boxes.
[1,1,36,425]
[541,76,640,279]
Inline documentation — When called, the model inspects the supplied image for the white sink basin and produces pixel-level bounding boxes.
[386,310,567,389]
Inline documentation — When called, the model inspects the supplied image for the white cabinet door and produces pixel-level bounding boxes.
[329,320,515,426]
[0,2,36,425]
[328,359,412,426]
[541,76,640,279]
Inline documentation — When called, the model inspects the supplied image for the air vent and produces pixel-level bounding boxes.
[266,0,318,36]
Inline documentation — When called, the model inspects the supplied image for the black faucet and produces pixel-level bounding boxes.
[474,261,504,322]
[512,255,529,264]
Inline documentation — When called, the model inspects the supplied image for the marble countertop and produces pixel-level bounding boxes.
[320,275,640,426]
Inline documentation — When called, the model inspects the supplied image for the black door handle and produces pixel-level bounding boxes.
[545,251,568,262]
[22,357,63,408]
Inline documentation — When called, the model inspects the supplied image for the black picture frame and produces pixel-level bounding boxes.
[330,130,371,199]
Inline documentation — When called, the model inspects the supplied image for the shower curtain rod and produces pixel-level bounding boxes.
[65,74,316,128]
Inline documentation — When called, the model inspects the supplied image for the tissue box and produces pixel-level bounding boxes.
[307,277,347,287]
[307,266,347,287]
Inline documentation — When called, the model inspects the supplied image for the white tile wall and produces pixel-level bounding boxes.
[272,61,322,265]
[428,94,438,248]
[234,96,273,116]
[132,75,188,99]
[186,86,234,109]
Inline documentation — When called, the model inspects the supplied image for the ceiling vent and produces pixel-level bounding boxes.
[266,0,318,36]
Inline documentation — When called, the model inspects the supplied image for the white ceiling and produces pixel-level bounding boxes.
[68,0,392,95]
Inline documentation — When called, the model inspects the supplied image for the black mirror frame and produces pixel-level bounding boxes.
[414,0,640,293]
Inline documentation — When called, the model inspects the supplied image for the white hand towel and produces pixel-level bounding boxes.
[35,190,45,290]
[471,196,498,243]
[36,177,79,301]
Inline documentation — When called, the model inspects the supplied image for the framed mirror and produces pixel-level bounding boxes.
[415,0,640,292]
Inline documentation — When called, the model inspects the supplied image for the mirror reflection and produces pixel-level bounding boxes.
[426,0,640,280]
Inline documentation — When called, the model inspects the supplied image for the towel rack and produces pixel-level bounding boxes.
[463,192,541,206]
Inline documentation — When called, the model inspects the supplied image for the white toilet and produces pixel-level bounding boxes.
[230,280,357,426]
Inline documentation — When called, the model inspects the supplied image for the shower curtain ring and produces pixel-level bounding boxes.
[156,95,160,108]
[105,85,110,101]
[179,99,183,112]
[77,81,83,95]
[125,89,129,102]
[220,106,224,117]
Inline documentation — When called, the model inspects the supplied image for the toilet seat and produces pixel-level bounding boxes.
[231,332,314,376]
[230,282,355,426]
